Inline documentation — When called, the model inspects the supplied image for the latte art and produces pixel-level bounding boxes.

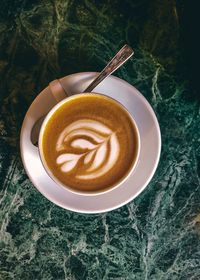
[56,119,120,179]
[41,93,139,193]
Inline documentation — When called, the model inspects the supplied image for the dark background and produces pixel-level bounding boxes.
[0,1,200,279]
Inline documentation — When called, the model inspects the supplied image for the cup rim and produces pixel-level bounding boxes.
[38,92,141,196]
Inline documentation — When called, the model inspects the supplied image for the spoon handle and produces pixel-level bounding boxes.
[83,44,134,93]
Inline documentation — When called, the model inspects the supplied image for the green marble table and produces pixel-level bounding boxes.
[0,1,200,279]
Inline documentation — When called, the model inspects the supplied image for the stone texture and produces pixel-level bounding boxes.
[0,1,200,279]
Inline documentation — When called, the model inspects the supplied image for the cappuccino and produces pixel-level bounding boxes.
[40,93,139,193]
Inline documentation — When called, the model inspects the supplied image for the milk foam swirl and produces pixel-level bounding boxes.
[56,119,120,179]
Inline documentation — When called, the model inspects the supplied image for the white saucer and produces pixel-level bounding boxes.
[20,72,161,214]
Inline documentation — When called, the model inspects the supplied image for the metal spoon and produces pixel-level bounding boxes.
[31,44,134,145]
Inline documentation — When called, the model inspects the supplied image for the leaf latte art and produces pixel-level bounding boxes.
[41,94,138,192]
[56,119,120,179]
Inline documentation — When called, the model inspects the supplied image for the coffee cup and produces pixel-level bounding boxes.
[38,92,140,195]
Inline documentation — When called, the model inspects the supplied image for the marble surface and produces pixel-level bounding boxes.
[0,1,200,279]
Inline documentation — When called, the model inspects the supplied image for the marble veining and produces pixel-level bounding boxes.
[0,1,200,279]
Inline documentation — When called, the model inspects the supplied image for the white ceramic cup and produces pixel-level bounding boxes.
[38,92,140,196]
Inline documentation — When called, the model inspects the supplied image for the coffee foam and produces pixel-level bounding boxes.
[56,119,120,179]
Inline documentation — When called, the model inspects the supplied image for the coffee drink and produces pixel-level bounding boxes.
[40,93,139,193]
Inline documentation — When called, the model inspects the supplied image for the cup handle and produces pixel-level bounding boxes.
[31,79,67,146]
[49,79,68,102]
